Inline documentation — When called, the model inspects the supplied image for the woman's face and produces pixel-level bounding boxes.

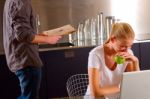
[111,37,134,52]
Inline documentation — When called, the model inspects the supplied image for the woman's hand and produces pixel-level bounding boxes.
[116,52,138,63]
[116,52,140,71]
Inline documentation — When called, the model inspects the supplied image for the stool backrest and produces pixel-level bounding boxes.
[66,74,89,97]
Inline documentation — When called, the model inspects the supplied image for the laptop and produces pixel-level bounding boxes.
[119,70,150,99]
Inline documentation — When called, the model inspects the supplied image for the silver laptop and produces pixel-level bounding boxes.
[120,70,150,99]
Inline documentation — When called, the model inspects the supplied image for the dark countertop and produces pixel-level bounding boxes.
[39,45,95,52]
[39,40,150,52]
[1,40,150,55]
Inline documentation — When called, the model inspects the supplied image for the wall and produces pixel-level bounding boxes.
[110,0,150,35]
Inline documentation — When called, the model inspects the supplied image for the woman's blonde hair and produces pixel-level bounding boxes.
[109,22,135,40]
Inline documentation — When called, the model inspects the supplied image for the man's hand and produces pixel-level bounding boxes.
[45,35,62,44]
[31,34,61,44]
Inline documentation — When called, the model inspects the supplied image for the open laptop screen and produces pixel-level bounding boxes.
[119,70,150,99]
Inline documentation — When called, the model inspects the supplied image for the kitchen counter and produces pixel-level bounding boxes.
[0,44,95,55]
[0,40,150,55]
[39,39,150,52]
[39,45,95,52]
[134,39,150,43]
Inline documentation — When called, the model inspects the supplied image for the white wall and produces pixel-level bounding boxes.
[110,0,150,35]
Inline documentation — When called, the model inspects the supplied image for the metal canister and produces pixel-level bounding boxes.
[105,16,115,39]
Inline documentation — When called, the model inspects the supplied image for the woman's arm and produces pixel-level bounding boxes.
[88,68,120,97]
[125,56,140,71]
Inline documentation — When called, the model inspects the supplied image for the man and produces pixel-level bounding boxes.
[3,0,62,99]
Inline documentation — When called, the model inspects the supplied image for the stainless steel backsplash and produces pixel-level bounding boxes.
[0,0,5,54]
[0,0,112,54]
[31,0,112,43]
[2,0,150,54]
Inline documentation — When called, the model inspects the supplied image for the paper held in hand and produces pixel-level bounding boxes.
[43,25,76,36]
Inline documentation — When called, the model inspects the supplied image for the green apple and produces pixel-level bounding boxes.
[114,55,125,64]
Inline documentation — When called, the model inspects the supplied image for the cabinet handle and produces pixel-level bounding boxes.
[64,51,75,58]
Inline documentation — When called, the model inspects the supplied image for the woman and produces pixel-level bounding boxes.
[86,22,140,99]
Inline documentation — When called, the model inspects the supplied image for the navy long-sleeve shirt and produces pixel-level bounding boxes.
[3,0,43,72]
